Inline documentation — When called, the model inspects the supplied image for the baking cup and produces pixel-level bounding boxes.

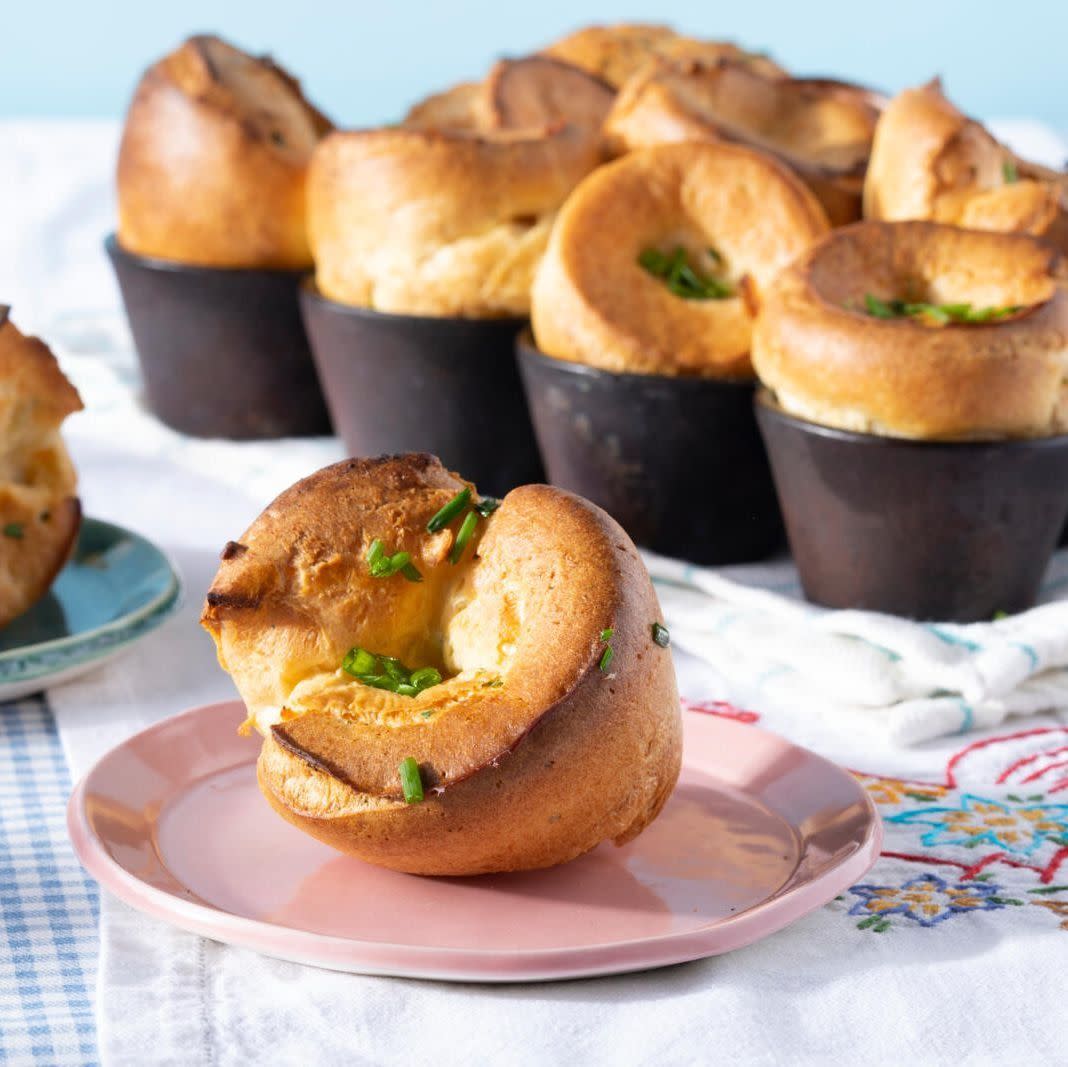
[105,235,331,439]
[517,334,782,563]
[756,393,1068,620]
[300,283,543,496]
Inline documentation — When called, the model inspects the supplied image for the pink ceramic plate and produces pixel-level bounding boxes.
[68,701,881,981]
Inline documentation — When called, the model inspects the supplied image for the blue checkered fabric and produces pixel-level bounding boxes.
[0,698,98,1066]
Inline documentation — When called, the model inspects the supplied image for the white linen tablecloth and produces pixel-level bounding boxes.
[4,119,1068,1067]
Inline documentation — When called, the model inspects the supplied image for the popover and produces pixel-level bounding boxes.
[531,142,829,377]
[0,309,83,627]
[117,34,332,269]
[542,23,785,86]
[605,60,881,225]
[864,81,1067,249]
[201,453,681,875]
[753,220,1068,440]
[405,56,614,135]
[308,125,602,316]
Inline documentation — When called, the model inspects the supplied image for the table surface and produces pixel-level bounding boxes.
[4,120,1068,1067]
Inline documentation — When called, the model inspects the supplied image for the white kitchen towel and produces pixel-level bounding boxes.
[647,551,1068,746]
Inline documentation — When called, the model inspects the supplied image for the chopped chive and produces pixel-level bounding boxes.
[399,757,424,804]
[860,293,1023,326]
[341,647,444,698]
[449,509,479,564]
[420,710,433,719]
[599,645,614,672]
[400,561,423,583]
[483,676,504,688]
[367,540,422,580]
[3,523,24,540]
[367,538,385,568]
[475,496,501,518]
[410,666,442,691]
[427,488,471,533]
[652,622,670,647]
[1003,159,1019,184]
[707,246,723,265]
[638,245,731,301]
[600,628,614,643]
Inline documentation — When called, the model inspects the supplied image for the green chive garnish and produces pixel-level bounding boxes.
[483,676,504,688]
[367,540,422,581]
[342,647,443,697]
[427,489,471,533]
[638,245,732,300]
[652,622,670,647]
[1003,159,1019,184]
[449,509,479,564]
[475,496,501,518]
[410,666,442,690]
[860,294,1022,326]
[3,523,24,540]
[399,757,424,804]
[599,628,615,672]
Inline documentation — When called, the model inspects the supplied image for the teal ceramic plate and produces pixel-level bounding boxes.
[0,518,181,700]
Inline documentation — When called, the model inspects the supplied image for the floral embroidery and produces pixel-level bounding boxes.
[858,776,948,806]
[888,794,1068,857]
[848,873,1022,931]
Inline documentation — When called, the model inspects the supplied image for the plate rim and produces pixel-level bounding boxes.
[68,700,883,982]
[0,516,183,681]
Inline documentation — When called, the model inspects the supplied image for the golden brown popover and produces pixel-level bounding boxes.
[201,453,681,875]
[542,23,785,86]
[117,34,331,269]
[605,60,881,226]
[0,309,82,626]
[308,125,602,317]
[531,142,829,377]
[405,56,614,135]
[753,221,1068,440]
[864,81,1067,250]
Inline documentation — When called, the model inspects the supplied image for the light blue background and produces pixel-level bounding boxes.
[5,1,1066,131]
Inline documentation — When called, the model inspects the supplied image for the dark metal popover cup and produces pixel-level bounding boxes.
[105,235,331,439]
[299,282,543,497]
[517,333,783,564]
[756,392,1068,621]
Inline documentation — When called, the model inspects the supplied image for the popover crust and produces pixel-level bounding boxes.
[531,142,829,377]
[117,34,331,269]
[864,81,1067,250]
[753,221,1068,440]
[543,23,785,87]
[605,60,880,226]
[405,56,614,136]
[307,125,602,316]
[201,454,681,875]
[0,309,82,626]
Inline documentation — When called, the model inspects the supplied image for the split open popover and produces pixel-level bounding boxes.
[307,125,602,316]
[531,142,829,377]
[753,220,1068,439]
[542,23,785,87]
[117,34,331,269]
[0,310,82,627]
[864,81,1068,251]
[605,60,881,225]
[201,454,681,875]
[405,56,614,136]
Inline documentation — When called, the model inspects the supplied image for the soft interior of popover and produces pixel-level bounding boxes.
[254,522,519,735]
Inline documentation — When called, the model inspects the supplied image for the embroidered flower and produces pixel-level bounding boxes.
[857,776,949,806]
[848,873,1017,930]
[888,794,1068,856]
